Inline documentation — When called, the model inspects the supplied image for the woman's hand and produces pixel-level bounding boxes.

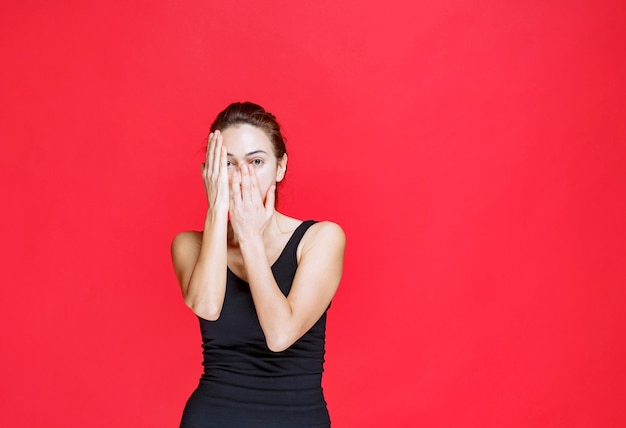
[229,164,275,240]
[171,131,230,321]
[202,130,229,213]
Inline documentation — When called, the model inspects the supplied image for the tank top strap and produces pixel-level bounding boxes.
[281,220,317,263]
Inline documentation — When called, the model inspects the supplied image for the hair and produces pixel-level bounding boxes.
[210,102,287,161]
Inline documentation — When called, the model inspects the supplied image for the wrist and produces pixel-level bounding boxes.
[206,205,229,223]
[237,232,264,247]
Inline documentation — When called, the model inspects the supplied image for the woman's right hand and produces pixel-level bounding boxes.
[173,130,229,320]
[202,130,229,213]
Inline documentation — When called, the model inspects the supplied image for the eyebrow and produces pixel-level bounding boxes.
[226,150,268,157]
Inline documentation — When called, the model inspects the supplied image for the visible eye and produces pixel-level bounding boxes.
[226,160,233,168]
[251,158,264,167]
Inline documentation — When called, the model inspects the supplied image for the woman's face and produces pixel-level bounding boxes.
[220,124,287,203]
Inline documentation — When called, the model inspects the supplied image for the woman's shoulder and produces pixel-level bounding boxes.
[301,220,346,249]
[278,213,344,240]
[171,230,203,251]
[294,219,345,267]
[308,219,344,234]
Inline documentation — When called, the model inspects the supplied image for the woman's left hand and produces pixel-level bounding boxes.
[229,164,275,240]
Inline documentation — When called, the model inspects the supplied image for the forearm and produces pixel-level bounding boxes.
[185,208,228,320]
[239,235,295,350]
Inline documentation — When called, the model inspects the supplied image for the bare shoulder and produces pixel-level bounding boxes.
[300,221,346,254]
[171,231,204,268]
[171,230,203,253]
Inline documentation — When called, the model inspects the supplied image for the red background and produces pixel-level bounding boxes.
[1,1,625,427]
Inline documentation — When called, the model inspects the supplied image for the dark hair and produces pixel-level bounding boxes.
[210,102,287,161]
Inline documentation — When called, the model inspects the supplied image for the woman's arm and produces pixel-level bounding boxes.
[171,212,228,320]
[239,221,345,352]
[230,164,346,352]
[171,131,230,320]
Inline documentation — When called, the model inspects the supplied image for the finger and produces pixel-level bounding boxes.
[206,132,215,168]
[212,132,223,178]
[219,146,228,179]
[230,170,242,202]
[247,164,258,190]
[247,165,263,204]
[206,131,214,151]
[200,162,206,174]
[240,165,252,204]
[246,165,258,205]
[230,175,241,217]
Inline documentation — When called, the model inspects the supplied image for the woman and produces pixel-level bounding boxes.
[171,102,346,428]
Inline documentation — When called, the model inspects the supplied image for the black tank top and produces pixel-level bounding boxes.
[181,220,331,428]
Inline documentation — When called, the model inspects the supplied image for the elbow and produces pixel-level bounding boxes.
[193,305,222,321]
[197,309,221,322]
[185,298,222,321]
[266,334,295,353]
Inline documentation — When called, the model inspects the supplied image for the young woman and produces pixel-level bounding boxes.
[171,102,346,428]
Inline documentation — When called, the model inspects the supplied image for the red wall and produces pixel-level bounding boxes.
[2,1,625,427]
